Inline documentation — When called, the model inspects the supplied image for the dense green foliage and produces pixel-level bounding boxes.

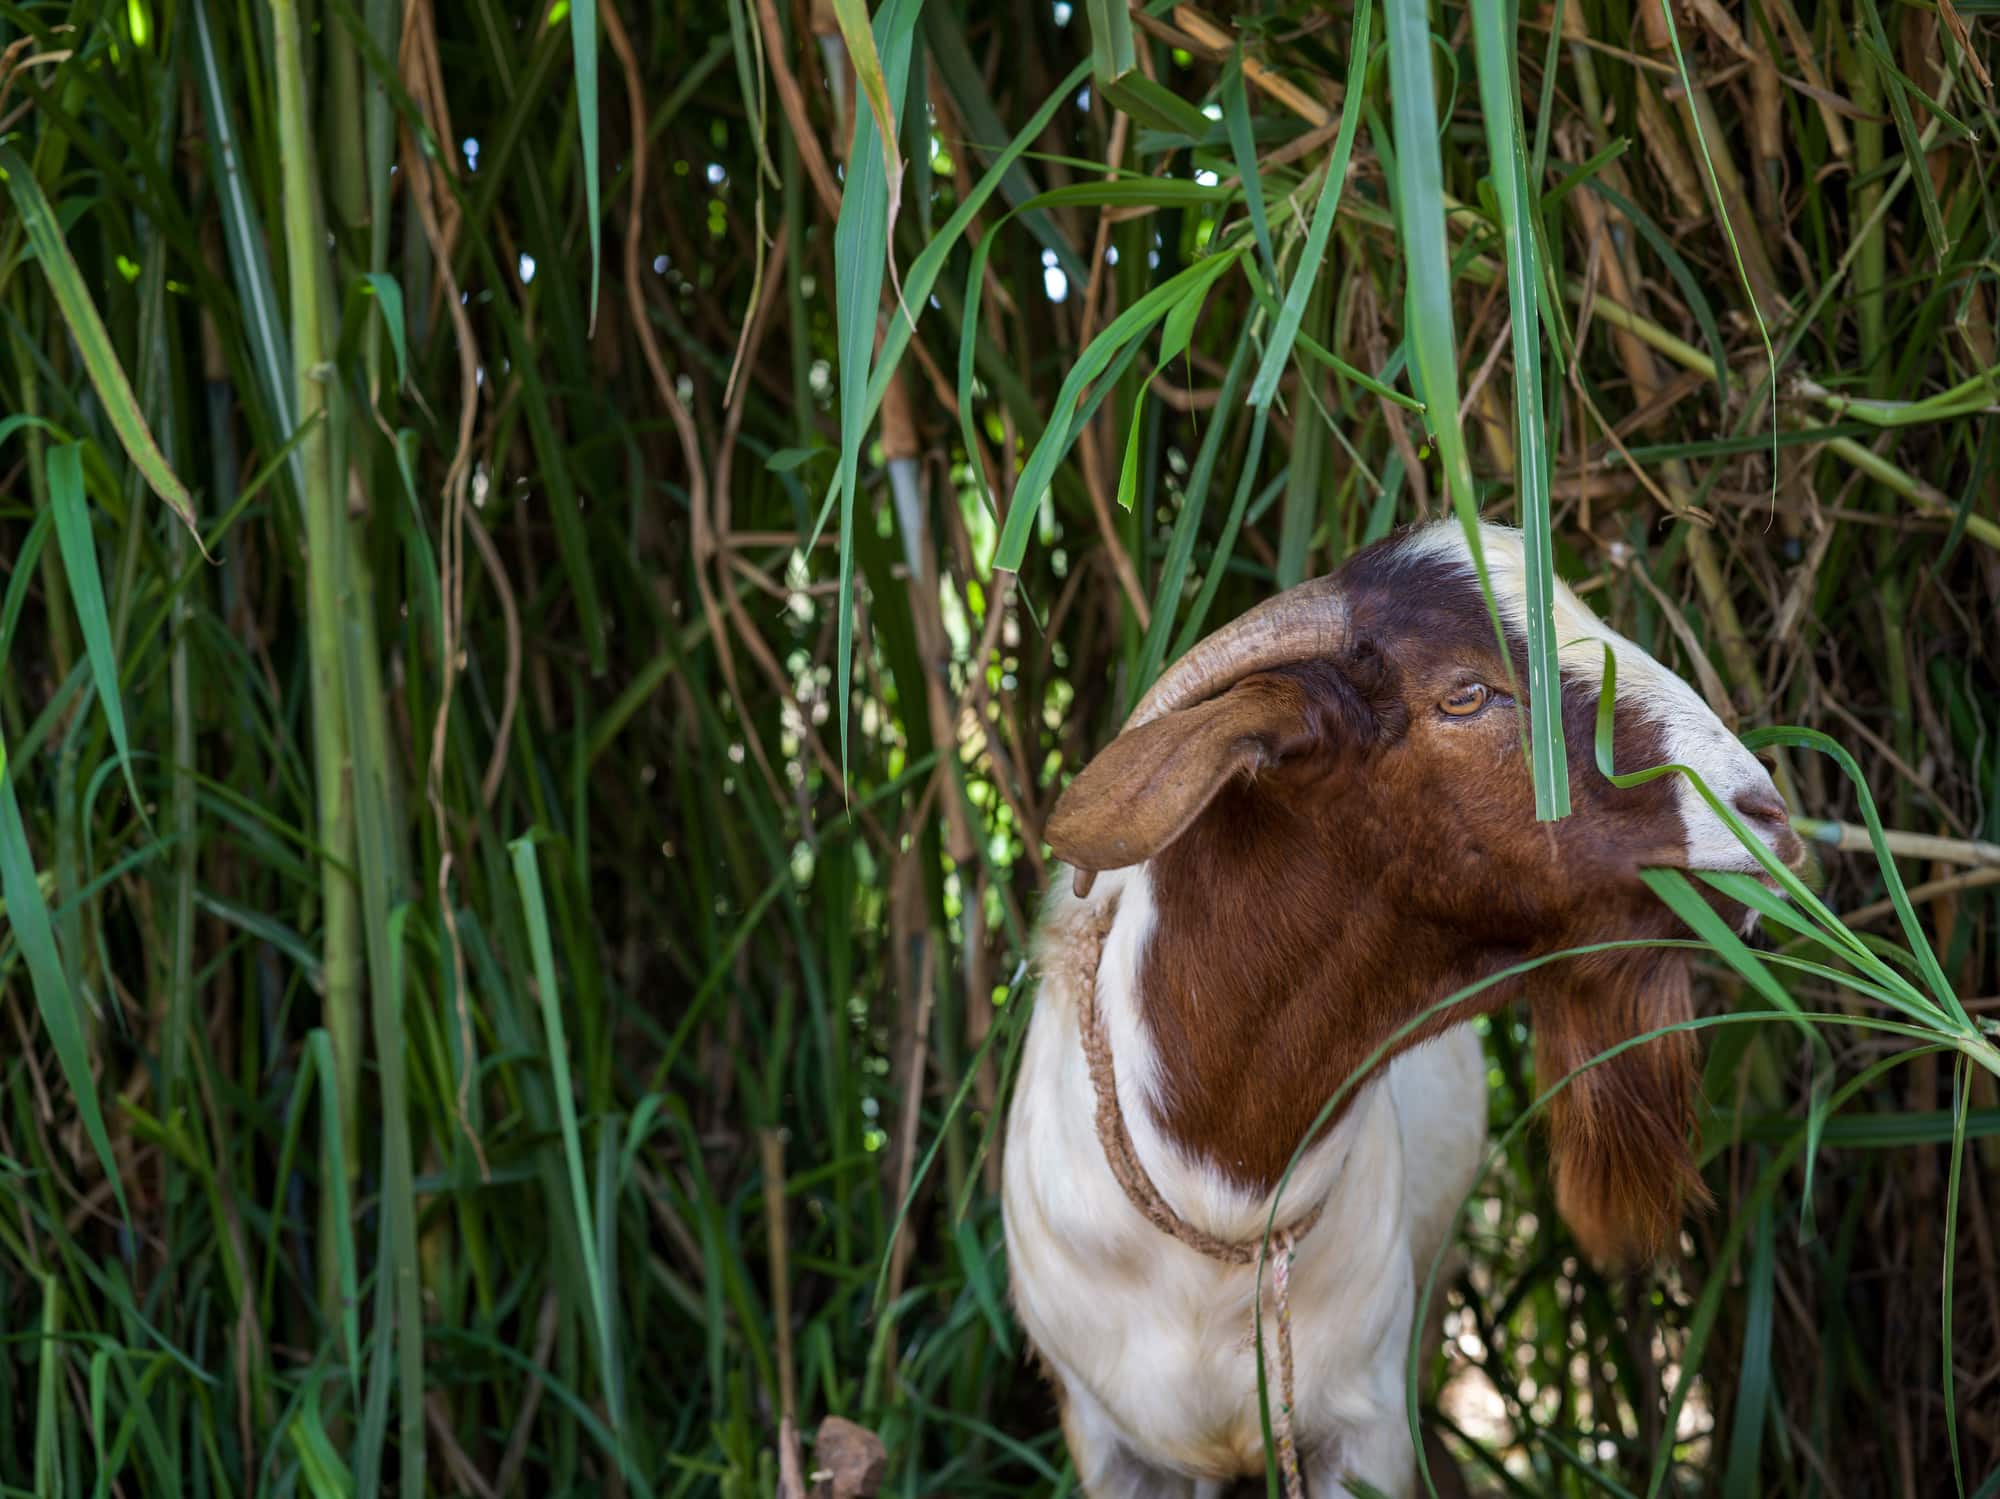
[0,0,1997,1494]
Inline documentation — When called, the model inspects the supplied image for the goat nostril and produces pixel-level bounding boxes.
[1733,789,1789,828]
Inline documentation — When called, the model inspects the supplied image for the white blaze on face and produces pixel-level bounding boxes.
[1400,523,1791,875]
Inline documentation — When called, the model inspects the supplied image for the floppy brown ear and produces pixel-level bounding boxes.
[1533,950,1711,1270]
[1045,673,1319,877]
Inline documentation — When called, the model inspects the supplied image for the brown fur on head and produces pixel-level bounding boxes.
[1044,524,1802,1271]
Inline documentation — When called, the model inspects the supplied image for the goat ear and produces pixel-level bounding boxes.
[1045,673,1317,876]
[1533,952,1710,1270]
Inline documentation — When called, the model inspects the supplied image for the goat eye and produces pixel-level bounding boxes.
[1439,683,1491,717]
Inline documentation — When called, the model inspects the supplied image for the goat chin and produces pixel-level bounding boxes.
[1002,868,1486,1498]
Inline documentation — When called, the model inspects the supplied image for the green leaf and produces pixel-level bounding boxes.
[567,0,601,325]
[1159,276,1212,367]
[0,725,128,1221]
[1470,0,1567,819]
[1115,382,1149,513]
[0,509,53,661]
[995,246,1244,574]
[0,147,206,555]
[289,1373,357,1497]
[1584,180,1730,408]
[832,0,924,774]
[1942,1054,1971,1497]
[1384,0,1516,782]
[1102,73,1216,138]
[358,273,409,389]
[1248,0,1372,411]
[1854,0,1948,256]
[764,445,830,474]
[510,835,622,1456]
[1220,50,1275,282]
[832,0,910,242]
[48,444,143,819]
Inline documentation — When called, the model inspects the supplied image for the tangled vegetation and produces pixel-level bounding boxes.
[0,0,1997,1493]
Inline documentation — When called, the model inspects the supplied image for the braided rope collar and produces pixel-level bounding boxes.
[1071,893,1322,1497]
[1073,894,1327,1257]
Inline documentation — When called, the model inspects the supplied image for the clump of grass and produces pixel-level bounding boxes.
[0,0,1995,1495]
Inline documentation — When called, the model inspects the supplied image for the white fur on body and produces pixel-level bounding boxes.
[1002,868,1487,1496]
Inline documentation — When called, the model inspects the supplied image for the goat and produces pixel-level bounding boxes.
[1001,521,1807,1498]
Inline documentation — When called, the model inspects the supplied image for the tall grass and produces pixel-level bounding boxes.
[0,0,1996,1495]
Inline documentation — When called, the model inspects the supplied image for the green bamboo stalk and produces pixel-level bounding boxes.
[267,0,364,1352]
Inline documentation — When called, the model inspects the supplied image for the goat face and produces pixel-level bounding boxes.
[1045,521,1808,1265]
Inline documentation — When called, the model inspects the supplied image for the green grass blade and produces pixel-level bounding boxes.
[832,0,922,774]
[1943,1053,1970,1497]
[1247,0,1372,412]
[0,725,127,1219]
[1384,0,1518,781]
[1470,0,1567,819]
[1651,0,1777,487]
[1220,51,1275,283]
[1719,1177,1776,1496]
[47,443,142,817]
[996,247,1245,574]
[1854,0,1949,257]
[510,835,623,1464]
[357,273,408,389]
[566,0,601,326]
[0,146,204,549]
[190,0,297,453]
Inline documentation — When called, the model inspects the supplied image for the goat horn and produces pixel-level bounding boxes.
[1125,576,1350,729]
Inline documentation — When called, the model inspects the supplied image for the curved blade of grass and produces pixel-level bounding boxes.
[1744,724,1967,1026]
[357,273,408,389]
[1594,643,1837,1227]
[994,246,1245,574]
[1247,0,1372,412]
[1131,330,1255,698]
[0,147,206,555]
[0,726,127,1221]
[1,507,52,673]
[1242,261,1421,410]
[824,55,1089,552]
[1471,0,1567,819]
[921,13,1084,283]
[48,443,142,818]
[1115,376,1150,513]
[289,1373,357,1498]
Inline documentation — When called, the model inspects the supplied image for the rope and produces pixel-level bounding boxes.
[1073,897,1319,1498]
[1271,1230,1303,1499]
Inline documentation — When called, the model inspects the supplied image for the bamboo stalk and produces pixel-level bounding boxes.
[1794,820,2000,869]
[268,0,368,1440]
